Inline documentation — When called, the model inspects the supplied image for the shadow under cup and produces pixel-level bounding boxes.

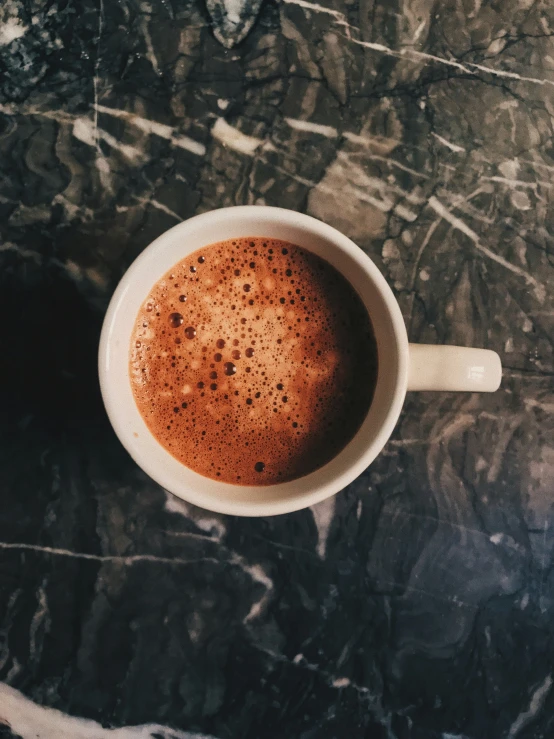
[99,207,408,516]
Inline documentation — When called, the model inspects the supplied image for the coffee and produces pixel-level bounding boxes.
[130,238,378,485]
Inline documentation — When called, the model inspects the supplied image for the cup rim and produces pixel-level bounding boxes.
[98,206,409,515]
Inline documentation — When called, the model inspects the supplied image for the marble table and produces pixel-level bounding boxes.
[1,0,553,737]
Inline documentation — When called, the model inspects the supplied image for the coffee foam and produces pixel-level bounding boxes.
[130,238,377,485]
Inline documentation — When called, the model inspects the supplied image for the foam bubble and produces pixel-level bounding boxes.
[169,313,183,328]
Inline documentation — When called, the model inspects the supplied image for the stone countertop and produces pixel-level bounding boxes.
[1,0,553,737]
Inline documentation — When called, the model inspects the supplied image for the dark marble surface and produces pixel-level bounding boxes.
[1,0,554,737]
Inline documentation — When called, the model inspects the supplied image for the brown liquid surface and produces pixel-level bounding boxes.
[130,238,378,485]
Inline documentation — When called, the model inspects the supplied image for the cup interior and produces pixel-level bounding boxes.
[99,207,408,515]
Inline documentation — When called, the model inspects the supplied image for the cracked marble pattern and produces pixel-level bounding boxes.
[0,0,554,736]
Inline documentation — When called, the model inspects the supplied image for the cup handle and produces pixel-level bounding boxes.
[407,344,502,392]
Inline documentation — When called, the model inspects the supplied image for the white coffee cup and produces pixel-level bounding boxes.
[99,206,501,516]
